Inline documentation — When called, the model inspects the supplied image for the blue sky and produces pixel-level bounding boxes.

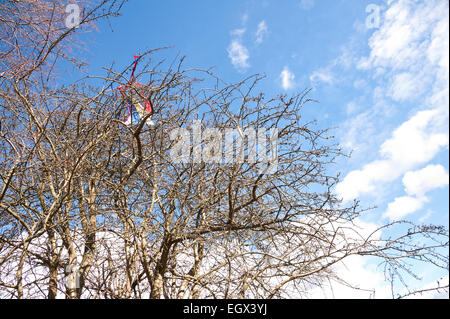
[77,0,449,297]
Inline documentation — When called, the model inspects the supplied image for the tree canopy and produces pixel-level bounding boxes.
[0,0,448,299]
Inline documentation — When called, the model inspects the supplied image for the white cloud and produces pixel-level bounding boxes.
[388,72,426,101]
[299,0,315,10]
[337,0,449,202]
[427,17,449,73]
[357,0,448,72]
[379,108,448,167]
[280,67,295,90]
[402,164,449,197]
[383,164,448,221]
[355,0,449,114]
[228,26,251,72]
[339,108,381,153]
[227,39,250,72]
[336,107,449,202]
[255,20,268,44]
[313,0,449,298]
[336,161,390,200]
[383,195,428,221]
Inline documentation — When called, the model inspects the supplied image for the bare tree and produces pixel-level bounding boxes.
[0,0,448,299]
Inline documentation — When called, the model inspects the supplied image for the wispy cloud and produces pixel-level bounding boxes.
[419,210,434,223]
[227,39,250,72]
[309,45,356,87]
[280,67,295,90]
[255,20,268,44]
[230,28,246,37]
[309,68,333,85]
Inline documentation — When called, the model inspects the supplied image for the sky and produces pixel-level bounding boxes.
[76,0,449,298]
